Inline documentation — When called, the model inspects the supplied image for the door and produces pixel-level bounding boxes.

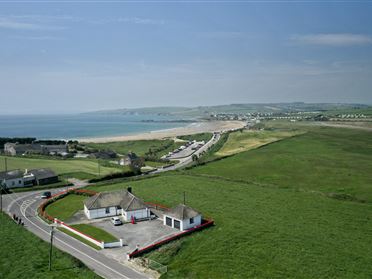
[174,219,181,230]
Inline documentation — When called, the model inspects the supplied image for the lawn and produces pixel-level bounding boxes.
[86,174,372,279]
[0,212,100,279]
[215,129,302,156]
[45,194,87,221]
[70,224,117,242]
[0,155,119,176]
[191,127,372,203]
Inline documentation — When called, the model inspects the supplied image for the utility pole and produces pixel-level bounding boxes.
[0,180,4,213]
[49,225,54,271]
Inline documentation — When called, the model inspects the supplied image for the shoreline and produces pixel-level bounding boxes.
[79,120,246,143]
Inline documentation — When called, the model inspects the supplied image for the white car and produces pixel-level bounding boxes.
[111,217,122,226]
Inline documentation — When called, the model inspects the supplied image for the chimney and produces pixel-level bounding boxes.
[127,186,132,193]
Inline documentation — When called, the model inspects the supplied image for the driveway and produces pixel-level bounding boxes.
[93,219,179,262]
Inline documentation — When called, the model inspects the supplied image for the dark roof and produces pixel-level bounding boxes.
[0,169,24,180]
[84,190,147,211]
[165,204,200,220]
[27,168,57,180]
[14,144,42,154]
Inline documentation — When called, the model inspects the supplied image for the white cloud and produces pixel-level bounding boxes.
[291,33,372,46]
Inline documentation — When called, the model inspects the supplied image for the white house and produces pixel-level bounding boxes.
[163,204,202,231]
[84,189,150,221]
[0,169,25,188]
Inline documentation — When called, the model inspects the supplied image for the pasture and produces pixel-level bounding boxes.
[0,212,100,279]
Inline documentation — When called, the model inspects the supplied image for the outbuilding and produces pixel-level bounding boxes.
[163,204,202,231]
[84,189,150,221]
[0,169,25,188]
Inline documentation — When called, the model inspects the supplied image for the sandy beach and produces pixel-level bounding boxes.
[80,120,246,143]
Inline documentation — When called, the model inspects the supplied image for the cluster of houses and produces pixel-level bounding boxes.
[4,142,68,157]
[83,189,202,231]
[0,168,59,188]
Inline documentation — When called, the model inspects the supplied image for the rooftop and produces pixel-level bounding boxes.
[165,204,200,220]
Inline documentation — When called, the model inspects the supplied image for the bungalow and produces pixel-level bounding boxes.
[84,189,150,221]
[0,169,25,188]
[163,204,202,231]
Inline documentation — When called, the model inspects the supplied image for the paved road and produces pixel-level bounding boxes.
[151,132,221,173]
[2,187,149,279]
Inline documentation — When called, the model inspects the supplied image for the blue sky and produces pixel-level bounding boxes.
[0,1,371,114]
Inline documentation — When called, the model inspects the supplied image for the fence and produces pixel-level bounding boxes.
[147,259,167,274]
[55,218,124,249]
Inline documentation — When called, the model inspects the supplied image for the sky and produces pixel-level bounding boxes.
[0,1,372,114]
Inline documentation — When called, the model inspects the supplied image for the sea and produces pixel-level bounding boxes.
[0,114,190,140]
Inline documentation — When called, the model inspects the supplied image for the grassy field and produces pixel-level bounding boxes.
[45,194,87,221]
[58,227,101,250]
[177,132,213,143]
[191,127,372,203]
[215,130,302,156]
[0,212,100,279]
[84,139,182,159]
[86,174,372,279]
[0,155,119,176]
[70,224,117,242]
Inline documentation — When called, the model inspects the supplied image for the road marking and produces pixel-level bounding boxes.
[19,198,144,279]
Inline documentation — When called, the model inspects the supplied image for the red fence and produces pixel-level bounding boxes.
[128,219,214,259]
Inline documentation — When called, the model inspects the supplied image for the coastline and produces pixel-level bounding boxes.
[79,120,246,143]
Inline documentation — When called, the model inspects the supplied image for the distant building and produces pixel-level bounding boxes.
[0,169,25,188]
[0,168,59,188]
[84,189,150,221]
[89,150,117,160]
[163,204,202,231]
[27,168,59,185]
[119,152,138,166]
[4,142,67,156]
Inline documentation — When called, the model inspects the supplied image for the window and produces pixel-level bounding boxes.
[166,217,172,226]
[190,217,194,224]
[174,220,181,230]
[105,207,110,214]
[19,180,22,184]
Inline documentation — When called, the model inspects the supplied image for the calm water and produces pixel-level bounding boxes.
[0,114,189,140]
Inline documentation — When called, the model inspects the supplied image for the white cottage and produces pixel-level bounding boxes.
[84,189,150,221]
[163,204,202,231]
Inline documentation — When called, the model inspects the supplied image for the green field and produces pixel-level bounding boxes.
[191,127,372,203]
[216,130,302,156]
[177,132,213,143]
[0,213,100,279]
[0,155,119,177]
[84,139,182,159]
[86,174,372,278]
[45,194,87,221]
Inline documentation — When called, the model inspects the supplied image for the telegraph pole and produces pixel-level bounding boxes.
[49,225,54,271]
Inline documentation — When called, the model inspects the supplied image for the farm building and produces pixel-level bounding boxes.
[163,204,202,231]
[0,169,25,188]
[84,189,150,221]
[27,168,59,185]
[0,168,59,188]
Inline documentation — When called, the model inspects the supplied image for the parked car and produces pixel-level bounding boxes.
[111,217,122,226]
[41,191,52,199]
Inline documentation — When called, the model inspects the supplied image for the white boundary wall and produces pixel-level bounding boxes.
[55,219,124,249]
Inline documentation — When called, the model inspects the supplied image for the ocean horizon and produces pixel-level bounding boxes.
[0,114,190,140]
